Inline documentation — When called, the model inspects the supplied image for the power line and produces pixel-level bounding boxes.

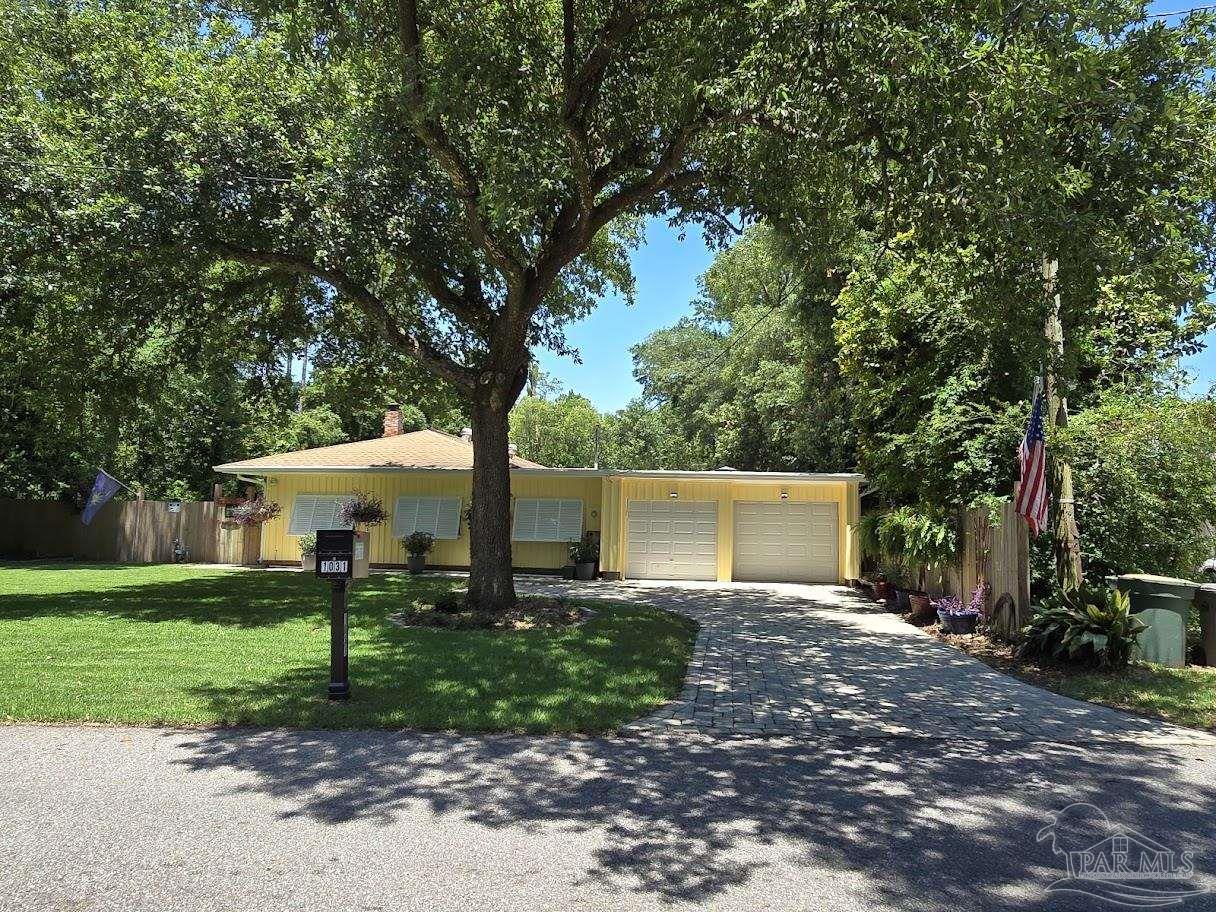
[1146,4,1216,17]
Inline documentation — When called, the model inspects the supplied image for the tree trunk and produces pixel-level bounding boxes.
[1042,256,1084,590]
[467,394,517,610]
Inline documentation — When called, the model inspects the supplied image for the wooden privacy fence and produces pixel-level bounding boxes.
[942,500,1031,637]
[0,498,260,565]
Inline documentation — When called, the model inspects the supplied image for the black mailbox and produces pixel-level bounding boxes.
[315,529,354,580]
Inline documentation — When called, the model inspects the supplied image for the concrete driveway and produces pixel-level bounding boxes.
[4,579,1216,911]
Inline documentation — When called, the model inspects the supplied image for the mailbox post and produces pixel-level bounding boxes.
[315,529,354,700]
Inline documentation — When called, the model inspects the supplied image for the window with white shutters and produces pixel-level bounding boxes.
[287,495,354,535]
[511,498,583,542]
[392,496,462,540]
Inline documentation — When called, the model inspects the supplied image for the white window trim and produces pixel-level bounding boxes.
[392,496,462,540]
[512,498,583,542]
[288,494,354,535]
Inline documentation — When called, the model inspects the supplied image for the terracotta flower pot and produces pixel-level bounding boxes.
[874,581,890,603]
[908,591,933,619]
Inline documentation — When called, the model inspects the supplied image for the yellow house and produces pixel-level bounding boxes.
[216,410,864,584]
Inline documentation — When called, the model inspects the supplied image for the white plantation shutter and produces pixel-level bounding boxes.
[512,498,583,542]
[288,495,354,534]
[392,496,462,539]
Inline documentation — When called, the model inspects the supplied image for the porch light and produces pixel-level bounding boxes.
[780,490,790,500]
[669,491,678,499]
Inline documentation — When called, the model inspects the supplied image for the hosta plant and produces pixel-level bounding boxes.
[1018,584,1146,668]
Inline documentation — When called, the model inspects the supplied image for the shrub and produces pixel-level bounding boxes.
[1018,583,1146,668]
[298,532,317,557]
[402,531,435,557]
[337,491,386,528]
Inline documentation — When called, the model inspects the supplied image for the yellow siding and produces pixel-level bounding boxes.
[598,477,861,583]
[261,471,601,569]
[260,470,861,581]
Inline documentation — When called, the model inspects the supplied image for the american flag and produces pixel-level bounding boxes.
[1015,384,1049,535]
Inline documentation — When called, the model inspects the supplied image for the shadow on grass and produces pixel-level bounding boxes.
[0,564,462,628]
[172,727,1216,909]
[187,604,697,732]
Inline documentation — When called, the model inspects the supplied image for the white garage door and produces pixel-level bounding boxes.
[626,500,718,580]
[732,501,838,583]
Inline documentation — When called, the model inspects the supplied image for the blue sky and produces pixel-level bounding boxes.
[536,0,1216,412]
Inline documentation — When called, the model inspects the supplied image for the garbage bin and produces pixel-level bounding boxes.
[1115,574,1197,668]
[1196,584,1216,667]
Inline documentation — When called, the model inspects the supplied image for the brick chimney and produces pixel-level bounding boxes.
[383,405,403,438]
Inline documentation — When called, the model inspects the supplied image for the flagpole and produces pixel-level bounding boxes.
[95,467,137,496]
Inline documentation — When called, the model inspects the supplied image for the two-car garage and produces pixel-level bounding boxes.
[621,493,842,584]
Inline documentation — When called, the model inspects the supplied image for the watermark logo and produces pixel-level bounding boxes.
[1038,803,1206,908]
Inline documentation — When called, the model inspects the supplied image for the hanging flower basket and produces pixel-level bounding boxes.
[228,499,282,527]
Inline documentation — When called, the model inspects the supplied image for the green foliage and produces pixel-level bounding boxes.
[1019,584,1146,668]
[1059,392,1216,581]
[627,224,857,472]
[568,533,599,565]
[876,507,958,570]
[402,531,435,557]
[857,512,885,564]
[509,393,602,468]
[241,404,347,458]
[297,532,317,557]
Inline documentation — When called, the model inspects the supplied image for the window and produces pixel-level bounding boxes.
[288,495,354,535]
[392,496,462,540]
[512,498,583,542]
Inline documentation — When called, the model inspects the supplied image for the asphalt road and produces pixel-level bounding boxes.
[3,724,1215,912]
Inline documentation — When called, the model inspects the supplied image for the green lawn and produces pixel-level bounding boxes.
[1052,664,1216,731]
[0,562,696,732]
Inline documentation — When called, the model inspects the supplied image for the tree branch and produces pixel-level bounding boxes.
[210,241,476,390]
[394,0,524,285]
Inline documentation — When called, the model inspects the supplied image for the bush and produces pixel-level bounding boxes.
[1060,394,1216,582]
[1018,583,1146,668]
[298,532,317,557]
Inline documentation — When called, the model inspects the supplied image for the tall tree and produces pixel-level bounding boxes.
[4,0,1167,607]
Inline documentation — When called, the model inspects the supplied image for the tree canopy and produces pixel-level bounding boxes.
[5,0,1216,602]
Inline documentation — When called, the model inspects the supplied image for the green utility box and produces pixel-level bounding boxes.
[1115,574,1197,668]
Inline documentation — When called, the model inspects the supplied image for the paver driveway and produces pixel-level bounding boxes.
[519,578,1216,745]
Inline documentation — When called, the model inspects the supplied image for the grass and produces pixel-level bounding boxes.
[928,625,1216,732]
[1050,664,1216,731]
[0,562,697,733]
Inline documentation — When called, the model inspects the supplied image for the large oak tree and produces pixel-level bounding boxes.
[2,0,1159,607]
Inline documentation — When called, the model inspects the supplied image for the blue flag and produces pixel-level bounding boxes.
[82,470,123,526]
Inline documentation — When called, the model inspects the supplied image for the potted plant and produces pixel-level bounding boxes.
[879,561,910,611]
[569,533,599,581]
[338,491,387,579]
[298,532,317,572]
[402,531,434,574]
[933,583,987,633]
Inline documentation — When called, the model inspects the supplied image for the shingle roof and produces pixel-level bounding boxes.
[214,429,546,473]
